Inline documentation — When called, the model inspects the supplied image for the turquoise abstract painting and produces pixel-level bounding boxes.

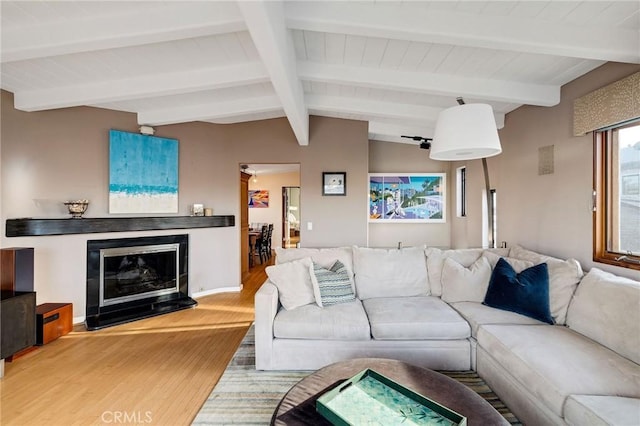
[109,130,179,213]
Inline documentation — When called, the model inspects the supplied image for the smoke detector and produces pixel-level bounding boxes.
[139,125,155,135]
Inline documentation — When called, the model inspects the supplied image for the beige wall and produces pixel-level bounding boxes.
[368,140,451,248]
[491,62,640,280]
[211,115,369,248]
[445,156,498,249]
[1,91,369,319]
[4,60,639,320]
[299,116,370,247]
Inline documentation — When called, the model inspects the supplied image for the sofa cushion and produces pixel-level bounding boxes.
[310,260,356,307]
[477,324,640,418]
[362,296,471,340]
[441,256,492,303]
[564,395,640,426]
[566,267,640,364]
[451,301,545,337]
[482,251,533,272]
[265,257,315,310]
[508,245,583,324]
[483,258,554,324]
[275,247,355,291]
[273,299,371,340]
[353,246,429,299]
[426,247,508,296]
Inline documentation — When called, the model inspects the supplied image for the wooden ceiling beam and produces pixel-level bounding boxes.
[1,2,246,63]
[13,63,269,112]
[137,95,282,126]
[239,1,309,145]
[298,62,559,107]
[286,2,640,63]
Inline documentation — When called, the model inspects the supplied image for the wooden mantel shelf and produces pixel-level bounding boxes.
[5,215,235,237]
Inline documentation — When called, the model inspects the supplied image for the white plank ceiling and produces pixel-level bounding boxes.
[1,1,638,146]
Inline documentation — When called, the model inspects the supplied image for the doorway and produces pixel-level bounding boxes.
[283,186,300,248]
[240,163,300,270]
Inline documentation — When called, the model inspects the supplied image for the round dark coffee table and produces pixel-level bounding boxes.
[271,358,509,425]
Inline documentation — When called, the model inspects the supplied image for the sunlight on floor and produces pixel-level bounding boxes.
[195,304,255,314]
[64,321,253,338]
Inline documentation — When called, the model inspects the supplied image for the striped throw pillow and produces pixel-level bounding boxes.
[311,260,356,307]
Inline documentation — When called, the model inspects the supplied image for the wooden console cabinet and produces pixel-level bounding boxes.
[36,303,73,345]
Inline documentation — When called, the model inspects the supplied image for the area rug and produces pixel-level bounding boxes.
[192,326,521,425]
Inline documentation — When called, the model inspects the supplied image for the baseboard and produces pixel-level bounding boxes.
[192,286,241,299]
[73,316,86,325]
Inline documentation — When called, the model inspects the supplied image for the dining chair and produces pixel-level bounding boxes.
[256,225,270,264]
[266,224,274,259]
[248,232,256,268]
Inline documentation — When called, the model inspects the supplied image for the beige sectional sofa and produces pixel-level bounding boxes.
[254,245,640,425]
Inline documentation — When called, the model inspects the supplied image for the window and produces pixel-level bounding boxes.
[456,166,466,217]
[593,121,640,270]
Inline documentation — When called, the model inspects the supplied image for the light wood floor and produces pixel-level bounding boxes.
[1,256,273,426]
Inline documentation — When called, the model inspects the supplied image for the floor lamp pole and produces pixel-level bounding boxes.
[482,157,495,249]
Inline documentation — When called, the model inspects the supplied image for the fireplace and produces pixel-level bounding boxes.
[86,234,196,330]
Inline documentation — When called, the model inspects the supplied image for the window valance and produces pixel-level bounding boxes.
[573,71,640,136]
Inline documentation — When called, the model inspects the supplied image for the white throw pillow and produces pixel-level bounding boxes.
[353,246,429,299]
[441,256,492,303]
[483,251,533,273]
[265,257,315,310]
[508,245,548,264]
[508,245,583,324]
[274,247,355,291]
[425,247,508,296]
[567,268,640,365]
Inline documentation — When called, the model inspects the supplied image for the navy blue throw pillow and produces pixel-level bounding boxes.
[483,258,554,324]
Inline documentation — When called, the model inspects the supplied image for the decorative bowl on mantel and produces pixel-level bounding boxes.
[64,200,89,218]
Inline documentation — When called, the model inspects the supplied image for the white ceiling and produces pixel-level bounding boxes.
[1,1,638,146]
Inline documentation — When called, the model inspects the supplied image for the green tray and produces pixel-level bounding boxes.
[316,368,467,426]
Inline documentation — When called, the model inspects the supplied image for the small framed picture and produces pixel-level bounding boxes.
[191,203,204,216]
[322,172,346,196]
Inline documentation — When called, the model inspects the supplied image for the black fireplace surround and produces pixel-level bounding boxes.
[86,234,196,330]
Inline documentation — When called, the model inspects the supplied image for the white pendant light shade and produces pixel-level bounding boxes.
[430,103,502,161]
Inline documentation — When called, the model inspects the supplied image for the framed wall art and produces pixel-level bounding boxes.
[249,190,269,208]
[368,173,446,223]
[322,172,346,196]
